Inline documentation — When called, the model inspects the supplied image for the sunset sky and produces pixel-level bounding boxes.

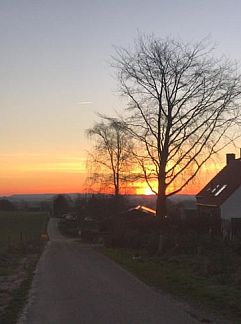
[1,0,241,196]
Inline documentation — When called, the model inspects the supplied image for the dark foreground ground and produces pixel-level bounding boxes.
[18,218,229,324]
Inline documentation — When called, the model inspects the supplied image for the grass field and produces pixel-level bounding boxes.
[0,210,49,324]
[0,211,49,252]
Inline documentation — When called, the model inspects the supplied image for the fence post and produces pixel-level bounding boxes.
[20,231,23,243]
[8,235,11,249]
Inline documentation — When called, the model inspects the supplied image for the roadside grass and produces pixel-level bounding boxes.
[101,247,241,323]
[0,254,39,324]
[0,211,49,323]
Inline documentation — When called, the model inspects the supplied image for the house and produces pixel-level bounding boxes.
[196,153,241,238]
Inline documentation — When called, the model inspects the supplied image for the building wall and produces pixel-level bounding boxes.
[220,186,241,220]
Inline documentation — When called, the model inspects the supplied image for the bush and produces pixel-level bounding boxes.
[144,232,160,255]
[58,219,78,237]
[124,230,143,248]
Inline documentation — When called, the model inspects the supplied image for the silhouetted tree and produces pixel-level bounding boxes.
[114,35,241,218]
[86,117,134,195]
[53,194,70,217]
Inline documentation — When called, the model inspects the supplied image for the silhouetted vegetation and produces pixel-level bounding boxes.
[0,199,16,211]
[53,194,71,218]
[58,194,129,241]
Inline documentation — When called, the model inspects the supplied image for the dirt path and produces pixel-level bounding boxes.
[18,218,227,324]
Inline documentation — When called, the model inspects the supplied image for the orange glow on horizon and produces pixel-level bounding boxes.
[0,153,87,196]
[0,171,86,196]
[0,152,224,196]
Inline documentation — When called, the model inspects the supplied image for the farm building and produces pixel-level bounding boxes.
[196,153,241,238]
[113,205,157,232]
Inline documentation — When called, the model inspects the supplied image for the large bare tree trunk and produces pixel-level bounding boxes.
[156,194,167,219]
[156,176,167,219]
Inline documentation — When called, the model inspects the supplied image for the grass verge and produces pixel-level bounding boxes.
[100,247,241,323]
[0,253,41,324]
[0,211,49,323]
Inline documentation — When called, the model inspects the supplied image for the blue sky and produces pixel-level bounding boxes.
[1,0,241,194]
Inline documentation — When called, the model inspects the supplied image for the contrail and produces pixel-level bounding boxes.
[77,101,92,105]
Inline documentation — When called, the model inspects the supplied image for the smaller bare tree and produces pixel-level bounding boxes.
[86,117,134,195]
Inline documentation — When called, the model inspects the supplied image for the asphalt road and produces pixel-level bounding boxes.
[18,218,220,324]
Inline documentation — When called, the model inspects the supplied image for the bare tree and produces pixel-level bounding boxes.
[114,35,241,218]
[86,117,134,195]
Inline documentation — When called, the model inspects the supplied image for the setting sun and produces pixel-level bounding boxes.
[143,187,155,195]
[135,180,158,195]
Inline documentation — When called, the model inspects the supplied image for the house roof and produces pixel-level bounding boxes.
[127,205,156,216]
[196,158,241,206]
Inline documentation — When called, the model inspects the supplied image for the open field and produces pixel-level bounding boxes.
[0,211,49,324]
[101,246,241,323]
[0,211,48,252]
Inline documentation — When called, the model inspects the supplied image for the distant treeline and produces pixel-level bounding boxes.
[0,198,16,211]
[0,197,52,212]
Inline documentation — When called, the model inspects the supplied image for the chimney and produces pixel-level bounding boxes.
[226,153,235,165]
